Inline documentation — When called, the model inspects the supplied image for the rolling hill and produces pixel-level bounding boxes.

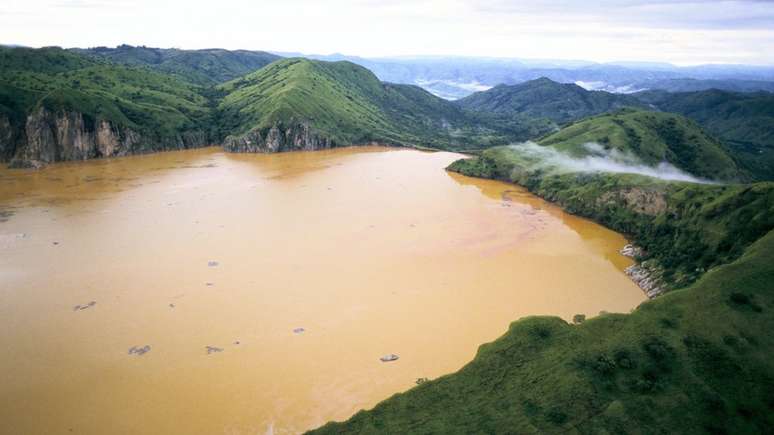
[635,89,774,181]
[217,58,553,152]
[536,109,741,181]
[72,44,282,85]
[456,77,648,125]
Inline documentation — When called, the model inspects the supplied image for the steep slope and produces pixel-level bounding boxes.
[217,58,553,152]
[537,109,740,181]
[456,77,648,124]
[635,89,774,181]
[0,46,213,167]
[73,45,281,85]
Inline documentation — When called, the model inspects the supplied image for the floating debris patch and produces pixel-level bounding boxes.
[293,327,305,334]
[206,346,223,354]
[73,301,96,311]
[128,345,151,356]
[380,354,399,362]
[207,261,219,267]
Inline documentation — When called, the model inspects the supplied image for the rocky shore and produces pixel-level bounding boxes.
[620,243,666,298]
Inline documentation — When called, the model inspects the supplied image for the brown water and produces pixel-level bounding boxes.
[0,146,645,434]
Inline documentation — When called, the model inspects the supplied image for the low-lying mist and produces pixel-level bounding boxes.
[509,142,714,184]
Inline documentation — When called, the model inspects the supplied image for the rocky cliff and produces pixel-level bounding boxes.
[0,114,18,161]
[6,107,209,168]
[223,122,335,153]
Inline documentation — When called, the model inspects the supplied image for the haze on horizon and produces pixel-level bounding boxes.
[1,0,774,66]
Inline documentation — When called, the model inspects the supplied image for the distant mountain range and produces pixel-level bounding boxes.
[280,52,774,99]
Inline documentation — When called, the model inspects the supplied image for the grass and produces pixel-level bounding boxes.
[538,109,741,181]
[455,77,649,124]
[635,89,774,181]
[217,58,553,151]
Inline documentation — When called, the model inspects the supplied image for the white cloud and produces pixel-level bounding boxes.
[1,0,773,65]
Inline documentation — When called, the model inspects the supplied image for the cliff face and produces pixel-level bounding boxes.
[0,114,18,161]
[223,122,334,153]
[7,107,209,168]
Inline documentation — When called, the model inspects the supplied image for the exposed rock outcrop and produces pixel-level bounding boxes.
[223,121,335,153]
[0,114,20,162]
[620,243,666,298]
[7,107,209,168]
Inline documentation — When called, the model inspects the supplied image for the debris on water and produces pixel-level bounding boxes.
[53,241,59,245]
[128,345,151,356]
[380,354,399,362]
[73,301,96,311]
[205,282,214,287]
[293,327,305,334]
[206,346,223,354]
[234,341,240,345]
[169,303,175,308]
[207,261,219,267]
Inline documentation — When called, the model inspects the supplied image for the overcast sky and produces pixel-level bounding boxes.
[2,0,774,65]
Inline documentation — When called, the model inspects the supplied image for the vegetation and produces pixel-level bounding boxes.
[455,77,648,125]
[217,58,553,150]
[538,109,741,181]
[0,46,214,143]
[635,89,774,181]
[72,44,282,86]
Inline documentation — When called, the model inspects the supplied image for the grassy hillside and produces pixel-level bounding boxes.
[217,58,553,150]
[456,77,648,124]
[311,227,774,434]
[635,89,774,181]
[73,44,281,85]
[0,46,212,136]
[538,109,740,181]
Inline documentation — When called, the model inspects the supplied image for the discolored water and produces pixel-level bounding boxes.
[0,146,644,434]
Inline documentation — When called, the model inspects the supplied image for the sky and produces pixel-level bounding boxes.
[2,0,774,65]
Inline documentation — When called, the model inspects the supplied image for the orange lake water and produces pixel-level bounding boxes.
[0,146,645,434]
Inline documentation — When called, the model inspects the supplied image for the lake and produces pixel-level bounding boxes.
[0,146,645,434]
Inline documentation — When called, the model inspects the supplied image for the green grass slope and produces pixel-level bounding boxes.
[456,77,648,125]
[538,109,741,181]
[0,46,214,154]
[217,58,553,151]
[73,44,281,85]
[635,89,774,181]
[311,227,774,434]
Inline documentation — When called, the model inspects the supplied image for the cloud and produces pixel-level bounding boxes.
[472,0,774,30]
[507,141,714,183]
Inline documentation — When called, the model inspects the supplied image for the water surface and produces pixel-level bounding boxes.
[0,146,645,434]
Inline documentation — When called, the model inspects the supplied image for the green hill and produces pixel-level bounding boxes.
[217,58,552,152]
[0,46,213,166]
[73,44,281,85]
[456,77,648,125]
[635,89,774,181]
[538,109,741,181]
